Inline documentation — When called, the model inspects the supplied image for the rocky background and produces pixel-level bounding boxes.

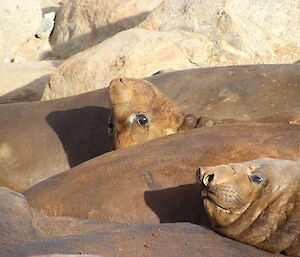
[0,0,299,103]
[1,1,300,256]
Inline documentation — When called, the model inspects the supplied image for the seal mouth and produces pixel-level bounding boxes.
[202,188,231,213]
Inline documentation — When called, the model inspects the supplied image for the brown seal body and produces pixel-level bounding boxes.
[24,123,300,225]
[0,89,112,192]
[2,64,300,191]
[109,76,300,149]
[146,64,300,119]
[197,158,300,256]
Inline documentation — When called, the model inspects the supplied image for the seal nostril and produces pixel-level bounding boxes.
[203,173,214,186]
[207,174,214,183]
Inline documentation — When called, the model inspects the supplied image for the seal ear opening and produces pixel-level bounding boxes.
[178,114,197,131]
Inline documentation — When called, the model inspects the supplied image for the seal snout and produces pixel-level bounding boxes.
[196,167,214,185]
[203,173,214,186]
[196,167,216,186]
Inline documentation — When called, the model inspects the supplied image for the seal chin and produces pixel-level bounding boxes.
[204,197,243,228]
[202,188,246,228]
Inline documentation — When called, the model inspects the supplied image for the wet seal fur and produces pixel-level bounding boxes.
[197,158,300,256]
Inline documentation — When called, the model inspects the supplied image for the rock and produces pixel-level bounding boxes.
[0,187,37,248]
[31,253,101,257]
[39,0,62,14]
[1,216,279,257]
[0,61,62,104]
[43,28,212,99]
[0,0,42,62]
[140,0,300,66]
[50,0,163,59]
[11,37,55,62]
[0,185,277,257]
[36,12,56,39]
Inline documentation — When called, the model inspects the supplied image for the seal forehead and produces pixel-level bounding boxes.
[109,77,179,119]
[242,158,297,187]
[108,77,186,149]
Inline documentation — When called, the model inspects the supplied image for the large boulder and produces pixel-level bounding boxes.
[0,61,62,104]
[0,0,42,62]
[0,187,37,248]
[50,0,163,59]
[140,0,300,65]
[43,0,300,99]
[39,0,62,13]
[43,28,212,100]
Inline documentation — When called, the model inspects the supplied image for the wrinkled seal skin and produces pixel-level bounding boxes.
[197,158,300,256]
[109,76,300,149]
[24,124,300,225]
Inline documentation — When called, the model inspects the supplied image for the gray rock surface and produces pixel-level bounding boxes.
[37,12,56,39]
[0,187,37,248]
[0,0,42,62]
[39,0,62,13]
[43,28,212,100]
[50,0,163,59]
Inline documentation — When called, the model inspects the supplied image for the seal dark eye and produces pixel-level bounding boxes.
[250,174,265,184]
[107,121,114,134]
[136,113,148,126]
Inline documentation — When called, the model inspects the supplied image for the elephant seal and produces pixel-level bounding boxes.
[196,158,300,256]
[0,88,112,192]
[146,64,300,119]
[24,123,300,225]
[2,63,300,190]
[109,78,187,148]
[109,77,300,149]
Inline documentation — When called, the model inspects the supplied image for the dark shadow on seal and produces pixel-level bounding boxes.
[46,106,113,167]
[144,183,210,227]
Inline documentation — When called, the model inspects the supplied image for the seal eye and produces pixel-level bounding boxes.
[250,174,265,184]
[136,113,148,126]
[108,121,114,134]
